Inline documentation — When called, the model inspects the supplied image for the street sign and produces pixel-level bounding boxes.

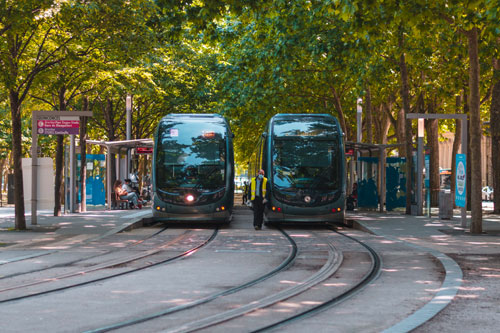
[37,116,80,135]
[455,154,466,208]
[136,147,153,154]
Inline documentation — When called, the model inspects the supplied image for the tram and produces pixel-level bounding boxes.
[152,114,234,223]
[248,114,346,223]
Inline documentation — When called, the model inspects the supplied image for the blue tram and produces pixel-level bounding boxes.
[152,114,234,223]
[249,114,346,223]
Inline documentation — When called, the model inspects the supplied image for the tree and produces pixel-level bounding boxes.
[0,0,158,228]
[492,41,500,213]
[0,1,68,229]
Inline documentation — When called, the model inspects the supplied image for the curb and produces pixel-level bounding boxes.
[352,219,463,332]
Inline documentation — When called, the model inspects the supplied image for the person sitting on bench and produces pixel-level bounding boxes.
[114,179,141,209]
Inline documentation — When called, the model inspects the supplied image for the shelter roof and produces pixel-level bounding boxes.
[87,139,153,153]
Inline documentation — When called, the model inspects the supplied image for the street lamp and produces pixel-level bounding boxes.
[126,95,132,141]
[417,118,424,215]
[126,94,132,177]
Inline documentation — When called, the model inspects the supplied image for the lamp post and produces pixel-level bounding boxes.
[356,98,362,185]
[126,95,132,177]
[417,118,424,216]
[356,98,362,143]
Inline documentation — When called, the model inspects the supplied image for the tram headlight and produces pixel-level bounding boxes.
[185,194,195,202]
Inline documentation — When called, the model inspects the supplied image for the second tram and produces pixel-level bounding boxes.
[249,114,346,223]
[152,114,234,223]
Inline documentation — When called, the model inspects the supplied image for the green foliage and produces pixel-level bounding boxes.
[0,0,499,175]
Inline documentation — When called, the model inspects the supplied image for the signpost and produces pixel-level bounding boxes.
[407,113,468,228]
[136,147,153,154]
[455,154,467,208]
[37,117,80,135]
[425,154,430,217]
[31,111,92,225]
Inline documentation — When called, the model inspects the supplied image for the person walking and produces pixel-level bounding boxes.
[250,169,268,230]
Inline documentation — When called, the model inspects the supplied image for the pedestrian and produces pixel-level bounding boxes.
[250,169,268,230]
[242,181,249,205]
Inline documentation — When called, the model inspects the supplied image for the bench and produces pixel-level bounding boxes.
[112,192,129,210]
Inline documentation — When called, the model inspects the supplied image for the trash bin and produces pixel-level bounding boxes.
[439,190,453,219]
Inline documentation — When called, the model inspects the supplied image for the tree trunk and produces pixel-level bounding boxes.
[399,31,413,214]
[491,57,500,213]
[104,98,117,185]
[426,115,440,207]
[9,90,26,230]
[467,28,482,234]
[0,159,4,204]
[79,97,89,212]
[451,94,462,206]
[365,86,373,144]
[54,135,64,216]
[54,87,67,216]
[329,85,350,140]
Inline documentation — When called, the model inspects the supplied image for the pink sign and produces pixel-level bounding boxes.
[37,120,80,135]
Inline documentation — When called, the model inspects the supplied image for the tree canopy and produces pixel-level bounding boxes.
[0,0,499,229]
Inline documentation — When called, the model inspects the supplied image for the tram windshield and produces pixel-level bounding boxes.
[272,138,340,191]
[156,121,226,191]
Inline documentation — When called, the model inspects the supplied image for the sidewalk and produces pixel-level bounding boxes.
[349,210,500,333]
[350,210,500,255]
[0,206,151,249]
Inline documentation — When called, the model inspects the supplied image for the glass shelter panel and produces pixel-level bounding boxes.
[357,157,379,209]
[386,157,407,211]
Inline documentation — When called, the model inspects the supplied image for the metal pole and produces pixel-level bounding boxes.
[64,144,69,214]
[106,146,112,209]
[356,98,362,183]
[70,134,76,213]
[461,116,468,228]
[379,147,386,213]
[417,119,424,216]
[126,95,132,178]
[31,114,38,225]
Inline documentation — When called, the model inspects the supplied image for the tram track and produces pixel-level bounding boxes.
[0,227,219,304]
[250,226,382,332]
[85,226,299,333]
[0,225,169,280]
[92,225,381,333]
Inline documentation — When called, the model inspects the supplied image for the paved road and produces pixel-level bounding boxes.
[0,205,499,332]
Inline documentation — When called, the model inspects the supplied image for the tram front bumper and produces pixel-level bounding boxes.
[265,207,344,223]
[152,206,231,222]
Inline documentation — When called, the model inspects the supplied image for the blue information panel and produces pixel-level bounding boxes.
[455,154,466,208]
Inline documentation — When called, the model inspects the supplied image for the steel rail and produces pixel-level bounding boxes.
[85,226,299,333]
[0,227,218,304]
[0,225,169,280]
[0,226,178,293]
[167,229,343,333]
[251,226,382,332]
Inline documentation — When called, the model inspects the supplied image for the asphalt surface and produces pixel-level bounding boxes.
[0,204,499,332]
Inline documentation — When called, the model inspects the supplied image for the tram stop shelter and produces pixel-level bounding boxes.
[87,139,154,209]
[345,141,405,212]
